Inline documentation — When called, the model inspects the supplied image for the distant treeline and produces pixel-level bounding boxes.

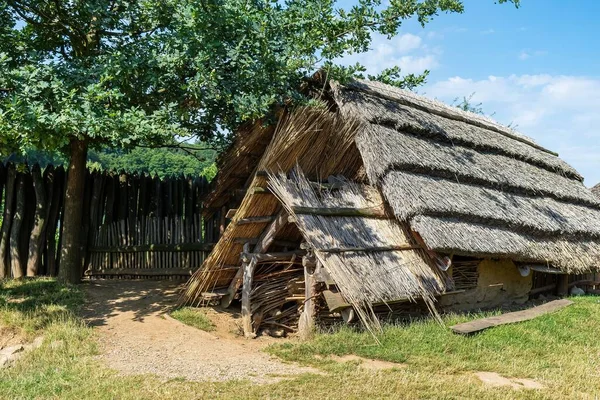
[2,145,218,181]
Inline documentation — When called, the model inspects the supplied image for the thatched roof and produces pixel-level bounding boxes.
[593,183,600,199]
[269,168,446,329]
[331,80,600,272]
[183,77,600,314]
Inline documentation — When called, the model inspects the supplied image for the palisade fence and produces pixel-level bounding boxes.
[0,162,221,280]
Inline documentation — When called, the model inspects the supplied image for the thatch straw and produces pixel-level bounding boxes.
[411,216,600,273]
[383,171,600,238]
[333,79,551,154]
[332,86,581,180]
[592,183,600,199]
[356,124,598,206]
[181,107,364,305]
[268,168,446,332]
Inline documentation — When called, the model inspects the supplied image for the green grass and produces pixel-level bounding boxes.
[2,279,600,399]
[269,297,600,398]
[170,307,216,332]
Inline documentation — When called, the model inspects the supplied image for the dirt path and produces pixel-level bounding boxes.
[81,280,316,383]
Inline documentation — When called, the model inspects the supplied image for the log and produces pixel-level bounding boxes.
[26,165,48,277]
[232,237,298,248]
[241,256,258,338]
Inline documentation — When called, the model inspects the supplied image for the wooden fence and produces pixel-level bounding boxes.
[0,162,221,279]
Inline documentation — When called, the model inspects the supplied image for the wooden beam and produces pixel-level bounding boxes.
[221,242,250,308]
[291,205,388,218]
[241,250,306,263]
[225,209,237,219]
[85,268,197,276]
[241,255,258,338]
[236,215,276,226]
[88,243,215,253]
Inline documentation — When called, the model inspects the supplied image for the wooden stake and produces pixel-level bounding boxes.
[298,255,317,340]
[241,255,257,338]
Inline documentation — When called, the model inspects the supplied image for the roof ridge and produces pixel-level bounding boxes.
[334,79,558,157]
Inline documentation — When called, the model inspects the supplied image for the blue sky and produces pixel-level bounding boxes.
[337,0,600,186]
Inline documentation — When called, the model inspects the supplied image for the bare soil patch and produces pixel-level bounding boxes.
[475,371,545,390]
[81,280,317,383]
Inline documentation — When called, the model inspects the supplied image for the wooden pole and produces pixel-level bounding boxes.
[298,255,318,340]
[241,255,257,338]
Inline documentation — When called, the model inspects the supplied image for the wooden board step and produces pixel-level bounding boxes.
[450,299,574,335]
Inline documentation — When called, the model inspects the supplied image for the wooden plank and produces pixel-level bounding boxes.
[450,299,574,335]
[85,268,197,276]
[322,289,351,312]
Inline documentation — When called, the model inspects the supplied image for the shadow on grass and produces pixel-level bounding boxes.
[0,278,85,334]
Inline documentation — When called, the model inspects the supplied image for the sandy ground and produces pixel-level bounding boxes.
[81,280,317,383]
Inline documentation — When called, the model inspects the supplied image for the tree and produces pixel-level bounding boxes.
[0,0,519,283]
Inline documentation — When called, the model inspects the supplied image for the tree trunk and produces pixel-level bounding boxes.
[26,165,48,277]
[0,165,16,279]
[58,138,88,284]
[10,174,26,279]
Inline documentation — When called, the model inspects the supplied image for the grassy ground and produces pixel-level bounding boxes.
[170,307,216,332]
[1,279,599,399]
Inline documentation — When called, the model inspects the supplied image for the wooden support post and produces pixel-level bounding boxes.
[298,255,317,340]
[556,274,569,297]
[221,210,289,308]
[241,255,257,338]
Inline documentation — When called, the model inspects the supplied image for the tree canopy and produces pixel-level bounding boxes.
[0,0,519,282]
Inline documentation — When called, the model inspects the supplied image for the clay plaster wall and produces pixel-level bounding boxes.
[440,259,532,311]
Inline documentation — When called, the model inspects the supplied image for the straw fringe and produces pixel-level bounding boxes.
[383,171,600,238]
[412,216,600,273]
[268,168,446,332]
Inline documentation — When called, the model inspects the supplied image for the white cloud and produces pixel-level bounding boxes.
[426,74,600,185]
[481,28,495,35]
[339,33,439,75]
